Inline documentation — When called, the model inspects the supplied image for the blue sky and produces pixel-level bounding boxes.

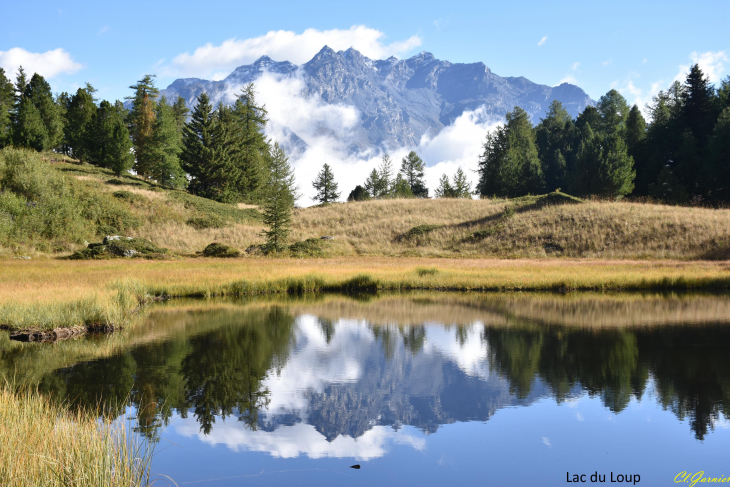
[2,0,728,107]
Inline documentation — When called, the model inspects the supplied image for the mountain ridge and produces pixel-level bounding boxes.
[160,46,595,152]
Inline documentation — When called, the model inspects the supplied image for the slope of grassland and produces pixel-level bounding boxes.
[2,150,729,260]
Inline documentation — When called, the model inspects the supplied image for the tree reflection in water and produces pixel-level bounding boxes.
[10,295,729,442]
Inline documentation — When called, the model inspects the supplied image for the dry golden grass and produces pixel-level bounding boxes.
[121,197,730,258]
[0,385,155,486]
[1,257,729,330]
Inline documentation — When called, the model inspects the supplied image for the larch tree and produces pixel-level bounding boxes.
[149,95,186,188]
[261,143,297,252]
[126,75,159,178]
[400,150,428,198]
[376,154,394,197]
[312,163,341,203]
[451,167,472,198]
[434,174,455,198]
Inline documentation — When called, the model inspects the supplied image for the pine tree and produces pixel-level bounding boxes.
[451,167,472,198]
[210,103,243,203]
[477,107,543,197]
[180,93,216,198]
[363,168,382,198]
[0,68,15,148]
[570,124,635,198]
[149,95,186,188]
[232,83,269,201]
[125,75,159,178]
[392,173,414,198]
[718,76,730,112]
[535,100,573,191]
[312,163,340,203]
[434,174,455,198]
[64,84,97,161]
[261,143,297,252]
[347,185,370,202]
[682,64,717,145]
[87,100,134,176]
[400,150,428,197]
[13,73,63,151]
[597,89,630,135]
[706,107,730,202]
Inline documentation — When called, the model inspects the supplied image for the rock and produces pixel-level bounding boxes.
[320,236,335,240]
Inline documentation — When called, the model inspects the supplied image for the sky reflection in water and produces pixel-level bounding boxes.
[4,293,730,486]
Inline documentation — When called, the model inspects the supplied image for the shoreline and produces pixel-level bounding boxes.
[2,257,729,335]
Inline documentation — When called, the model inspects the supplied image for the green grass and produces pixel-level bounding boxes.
[0,383,156,486]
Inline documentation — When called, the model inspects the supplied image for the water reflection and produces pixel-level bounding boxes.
[2,292,729,455]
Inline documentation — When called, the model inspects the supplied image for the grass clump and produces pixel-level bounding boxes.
[289,238,325,257]
[186,215,226,229]
[0,384,155,486]
[202,242,241,258]
[70,237,169,260]
[416,267,439,277]
[112,190,147,204]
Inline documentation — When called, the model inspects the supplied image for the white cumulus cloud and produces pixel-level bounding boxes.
[558,75,578,86]
[0,47,82,79]
[675,50,727,83]
[166,26,422,78]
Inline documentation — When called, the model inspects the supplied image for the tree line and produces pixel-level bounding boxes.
[0,67,299,250]
[477,63,730,204]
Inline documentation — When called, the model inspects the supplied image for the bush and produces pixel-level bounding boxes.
[289,238,324,257]
[202,242,240,258]
[395,224,442,243]
[69,237,169,260]
[186,215,225,230]
[112,190,147,204]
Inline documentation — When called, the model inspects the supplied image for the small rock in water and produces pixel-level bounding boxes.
[350,464,361,469]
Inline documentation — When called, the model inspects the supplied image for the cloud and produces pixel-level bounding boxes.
[227,69,498,205]
[602,58,612,66]
[558,75,578,86]
[571,62,580,70]
[537,36,548,47]
[576,413,584,421]
[675,50,727,83]
[542,437,552,447]
[0,47,82,78]
[166,26,422,78]
[98,25,109,35]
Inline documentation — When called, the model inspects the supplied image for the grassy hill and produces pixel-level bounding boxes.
[1,148,729,260]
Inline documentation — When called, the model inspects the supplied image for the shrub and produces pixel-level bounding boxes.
[69,237,169,260]
[112,190,147,204]
[289,238,324,257]
[186,215,225,229]
[202,242,240,258]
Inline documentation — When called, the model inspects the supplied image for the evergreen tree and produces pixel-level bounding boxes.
[210,103,243,203]
[400,150,428,197]
[125,75,159,178]
[535,100,574,191]
[231,83,269,201]
[434,174,455,198]
[476,107,543,197]
[451,167,472,198]
[624,105,648,194]
[363,168,382,197]
[682,64,717,145]
[87,100,134,176]
[261,143,297,252]
[13,73,63,151]
[392,173,414,198]
[376,154,394,197]
[56,91,71,155]
[706,107,730,202]
[64,83,97,161]
[718,76,730,111]
[0,68,16,147]
[570,124,635,198]
[312,163,340,203]
[149,95,186,188]
[597,89,630,135]
[180,93,217,198]
[172,96,189,134]
[347,185,370,202]
[575,105,602,134]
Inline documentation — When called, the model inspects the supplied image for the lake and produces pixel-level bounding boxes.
[2,292,729,486]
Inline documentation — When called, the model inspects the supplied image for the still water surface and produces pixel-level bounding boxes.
[2,293,730,486]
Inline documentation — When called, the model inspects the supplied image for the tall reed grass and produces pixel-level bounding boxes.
[0,385,156,486]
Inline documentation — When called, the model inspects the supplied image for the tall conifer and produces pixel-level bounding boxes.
[400,151,428,198]
[126,75,159,178]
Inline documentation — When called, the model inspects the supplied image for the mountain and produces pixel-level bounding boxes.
[160,46,595,152]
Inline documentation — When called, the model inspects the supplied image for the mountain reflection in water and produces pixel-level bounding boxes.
[2,292,730,457]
